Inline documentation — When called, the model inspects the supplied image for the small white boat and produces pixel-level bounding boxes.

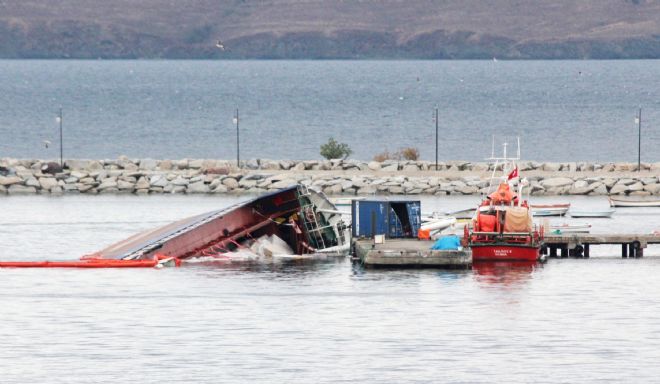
[531,203,570,217]
[548,222,591,233]
[569,208,615,218]
[421,216,457,232]
[608,196,660,208]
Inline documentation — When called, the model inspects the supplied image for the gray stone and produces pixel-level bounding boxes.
[0,176,22,186]
[368,161,381,171]
[212,185,229,193]
[25,177,40,188]
[159,160,173,170]
[139,159,159,171]
[246,159,260,169]
[402,164,419,172]
[7,184,36,194]
[50,186,63,194]
[541,177,574,188]
[542,163,561,172]
[222,177,239,189]
[270,179,297,189]
[643,183,660,194]
[39,177,58,190]
[239,179,257,188]
[381,163,398,172]
[150,175,169,188]
[188,159,204,169]
[627,182,644,192]
[117,180,135,190]
[609,184,628,195]
[292,162,306,171]
[136,189,149,195]
[323,184,343,195]
[171,176,189,186]
[135,177,150,190]
[187,181,210,193]
[87,161,103,171]
[98,179,118,190]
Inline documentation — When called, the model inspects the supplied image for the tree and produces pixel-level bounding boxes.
[320,137,352,160]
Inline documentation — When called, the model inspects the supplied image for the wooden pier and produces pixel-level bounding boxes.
[353,239,472,268]
[542,233,660,258]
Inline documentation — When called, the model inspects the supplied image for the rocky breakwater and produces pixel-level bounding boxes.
[0,158,659,197]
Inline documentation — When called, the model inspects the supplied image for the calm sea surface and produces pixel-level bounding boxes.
[0,60,659,162]
[1,194,660,383]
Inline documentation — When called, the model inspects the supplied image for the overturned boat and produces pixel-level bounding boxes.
[0,185,350,268]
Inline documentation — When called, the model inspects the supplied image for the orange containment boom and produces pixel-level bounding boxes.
[0,254,180,268]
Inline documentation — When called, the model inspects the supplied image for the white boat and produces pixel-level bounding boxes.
[608,196,660,208]
[569,208,615,218]
[421,216,457,232]
[531,203,570,217]
[548,222,591,233]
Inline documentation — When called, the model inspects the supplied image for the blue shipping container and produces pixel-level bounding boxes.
[352,199,421,238]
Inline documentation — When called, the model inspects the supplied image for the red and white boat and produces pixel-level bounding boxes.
[464,140,543,261]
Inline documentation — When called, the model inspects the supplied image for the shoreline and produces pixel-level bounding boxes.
[1,158,658,196]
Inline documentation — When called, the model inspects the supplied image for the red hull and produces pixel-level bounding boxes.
[471,244,540,261]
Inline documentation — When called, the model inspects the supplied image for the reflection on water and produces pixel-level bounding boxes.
[472,261,541,287]
[2,195,660,383]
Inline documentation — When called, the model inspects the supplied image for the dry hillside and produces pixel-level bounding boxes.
[1,0,659,58]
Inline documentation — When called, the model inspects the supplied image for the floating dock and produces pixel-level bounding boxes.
[543,233,660,258]
[353,239,472,268]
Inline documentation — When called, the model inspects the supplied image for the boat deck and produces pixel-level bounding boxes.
[353,239,472,268]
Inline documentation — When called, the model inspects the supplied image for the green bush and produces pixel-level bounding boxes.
[320,137,352,160]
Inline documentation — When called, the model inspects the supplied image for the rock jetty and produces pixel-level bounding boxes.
[0,158,658,196]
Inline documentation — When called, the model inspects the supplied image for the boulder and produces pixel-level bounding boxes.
[212,185,229,193]
[0,176,23,186]
[367,161,381,171]
[608,184,628,195]
[187,181,210,193]
[39,177,59,190]
[292,162,306,171]
[171,176,189,186]
[541,177,574,188]
[643,184,660,194]
[7,185,37,194]
[25,177,40,188]
[542,163,561,172]
[117,180,135,190]
[222,177,239,189]
[188,159,204,169]
[158,160,173,170]
[139,159,159,171]
[97,179,118,190]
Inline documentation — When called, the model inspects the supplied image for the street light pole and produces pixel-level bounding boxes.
[637,107,642,172]
[58,107,63,168]
[434,107,439,171]
[233,108,240,168]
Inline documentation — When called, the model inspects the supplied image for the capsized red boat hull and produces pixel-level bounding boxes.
[471,244,540,261]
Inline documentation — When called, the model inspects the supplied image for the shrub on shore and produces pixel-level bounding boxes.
[320,138,352,160]
[373,147,420,161]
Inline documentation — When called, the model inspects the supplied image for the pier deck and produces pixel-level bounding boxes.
[353,239,472,268]
[543,233,660,258]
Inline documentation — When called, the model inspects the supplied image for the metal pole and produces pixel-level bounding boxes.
[235,108,240,168]
[435,107,438,171]
[59,107,63,168]
[638,107,642,172]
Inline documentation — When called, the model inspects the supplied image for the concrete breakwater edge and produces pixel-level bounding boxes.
[0,158,659,196]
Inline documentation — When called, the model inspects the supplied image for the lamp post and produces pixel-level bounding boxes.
[56,107,63,168]
[635,108,641,172]
[233,108,240,168]
[434,107,439,171]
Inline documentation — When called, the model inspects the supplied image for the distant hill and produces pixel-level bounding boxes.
[2,0,660,59]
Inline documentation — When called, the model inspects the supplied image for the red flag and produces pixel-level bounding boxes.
[507,167,519,180]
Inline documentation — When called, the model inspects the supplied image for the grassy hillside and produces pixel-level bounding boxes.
[1,0,660,59]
